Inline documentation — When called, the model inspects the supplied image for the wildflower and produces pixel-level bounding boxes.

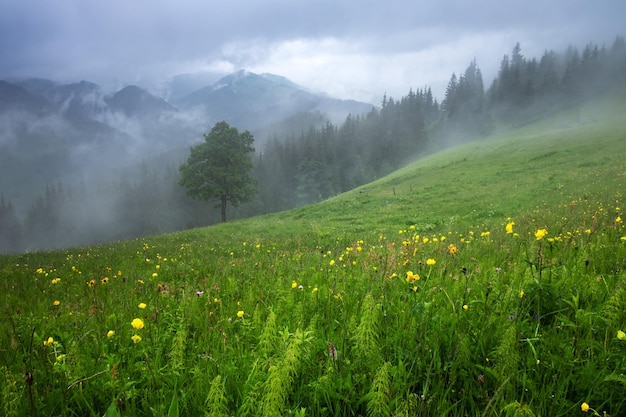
[51,278,61,284]
[506,221,515,234]
[152,272,158,278]
[406,271,420,283]
[616,216,622,224]
[291,281,297,289]
[138,303,147,309]
[137,279,144,285]
[584,229,591,234]
[519,289,525,298]
[56,354,66,362]
[621,237,626,242]
[236,310,244,318]
[329,260,335,266]
[447,244,458,254]
[617,330,626,340]
[195,291,204,297]
[36,268,44,274]
[131,318,144,330]
[581,402,590,412]
[535,228,548,240]
[107,330,115,338]
[426,258,436,266]
[53,300,60,306]
[87,279,96,287]
[101,277,109,284]
[43,337,54,346]
[463,304,469,311]
[480,231,490,237]
[312,287,318,293]
[131,334,142,344]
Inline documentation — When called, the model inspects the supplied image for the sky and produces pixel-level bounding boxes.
[1,0,625,104]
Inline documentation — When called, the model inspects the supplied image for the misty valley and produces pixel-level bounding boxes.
[1,37,625,253]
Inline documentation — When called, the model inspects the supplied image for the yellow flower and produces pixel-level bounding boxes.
[131,334,142,344]
[138,303,147,309]
[519,289,525,298]
[617,330,626,340]
[616,216,622,224]
[131,318,144,330]
[107,330,115,338]
[535,228,548,240]
[506,221,515,234]
[237,310,244,318]
[312,287,318,293]
[291,281,297,289]
[621,236,626,242]
[447,244,458,254]
[463,304,469,311]
[406,271,420,283]
[152,272,158,278]
[329,260,335,266]
[581,402,590,412]
[51,278,61,284]
[43,336,54,346]
[53,300,60,306]
[426,258,436,266]
[101,277,109,284]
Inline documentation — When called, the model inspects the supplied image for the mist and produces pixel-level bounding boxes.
[2,32,626,253]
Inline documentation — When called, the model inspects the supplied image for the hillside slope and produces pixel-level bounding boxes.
[1,92,625,417]
[193,90,626,241]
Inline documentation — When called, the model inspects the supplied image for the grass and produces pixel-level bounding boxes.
[1,92,626,416]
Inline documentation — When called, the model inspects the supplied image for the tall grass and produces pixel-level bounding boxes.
[1,93,626,416]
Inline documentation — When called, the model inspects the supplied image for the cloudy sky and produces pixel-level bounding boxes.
[1,0,625,104]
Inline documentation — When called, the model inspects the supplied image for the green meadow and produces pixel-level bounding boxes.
[2,93,626,416]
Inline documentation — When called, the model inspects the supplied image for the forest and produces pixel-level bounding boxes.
[1,37,625,253]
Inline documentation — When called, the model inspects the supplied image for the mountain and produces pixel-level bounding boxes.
[1,71,374,218]
[0,80,50,114]
[105,85,177,118]
[175,70,373,129]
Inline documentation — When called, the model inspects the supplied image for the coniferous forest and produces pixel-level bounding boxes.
[1,37,625,253]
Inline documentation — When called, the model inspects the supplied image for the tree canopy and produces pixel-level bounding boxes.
[179,121,257,222]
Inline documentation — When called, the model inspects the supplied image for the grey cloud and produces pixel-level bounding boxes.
[1,0,625,99]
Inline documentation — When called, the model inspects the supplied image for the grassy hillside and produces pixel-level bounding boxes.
[1,93,625,416]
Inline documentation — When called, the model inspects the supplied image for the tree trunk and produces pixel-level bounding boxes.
[220,196,227,222]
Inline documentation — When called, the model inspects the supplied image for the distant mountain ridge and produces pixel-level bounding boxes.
[174,69,373,128]
[0,70,374,216]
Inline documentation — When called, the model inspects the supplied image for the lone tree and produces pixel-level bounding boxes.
[179,121,257,222]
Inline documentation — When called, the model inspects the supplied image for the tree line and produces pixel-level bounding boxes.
[1,36,624,253]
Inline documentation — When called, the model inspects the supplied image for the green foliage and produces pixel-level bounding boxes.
[1,94,626,416]
[179,121,257,221]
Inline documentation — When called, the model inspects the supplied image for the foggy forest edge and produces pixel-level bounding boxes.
[1,36,625,253]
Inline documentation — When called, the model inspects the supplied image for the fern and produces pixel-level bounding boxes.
[205,375,229,417]
[259,309,278,358]
[1,366,21,417]
[502,401,536,417]
[367,361,391,417]
[493,325,519,387]
[261,329,310,417]
[354,293,381,369]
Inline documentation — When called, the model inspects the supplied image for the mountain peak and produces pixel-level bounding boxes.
[105,85,176,117]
